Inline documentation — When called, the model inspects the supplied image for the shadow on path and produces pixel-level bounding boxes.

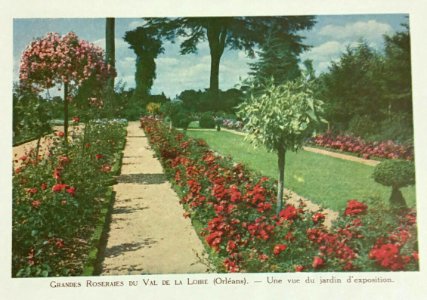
[112,206,149,215]
[117,173,167,185]
[104,239,158,259]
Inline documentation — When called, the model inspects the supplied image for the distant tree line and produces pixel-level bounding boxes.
[314,22,412,142]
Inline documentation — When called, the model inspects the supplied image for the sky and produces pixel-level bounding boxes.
[13,14,408,99]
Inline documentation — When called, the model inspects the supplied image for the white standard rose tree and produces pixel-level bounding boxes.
[237,77,326,214]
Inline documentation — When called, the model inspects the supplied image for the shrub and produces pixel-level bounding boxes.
[348,115,376,138]
[199,112,216,128]
[146,102,161,115]
[172,112,191,130]
[373,160,415,209]
[12,120,126,277]
[375,114,414,144]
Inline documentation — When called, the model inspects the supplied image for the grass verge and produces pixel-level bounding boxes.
[186,130,416,211]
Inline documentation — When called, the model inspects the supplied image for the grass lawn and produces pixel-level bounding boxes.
[186,129,416,211]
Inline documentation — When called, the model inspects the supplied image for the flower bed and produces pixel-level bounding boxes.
[141,117,418,272]
[310,132,414,161]
[12,120,127,277]
[222,118,244,131]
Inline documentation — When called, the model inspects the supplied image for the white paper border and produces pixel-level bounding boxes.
[2,1,427,299]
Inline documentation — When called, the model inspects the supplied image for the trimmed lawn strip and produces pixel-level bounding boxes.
[186,130,416,211]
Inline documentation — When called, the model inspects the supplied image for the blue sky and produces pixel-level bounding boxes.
[13,14,408,98]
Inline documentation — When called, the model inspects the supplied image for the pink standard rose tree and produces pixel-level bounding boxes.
[19,32,116,141]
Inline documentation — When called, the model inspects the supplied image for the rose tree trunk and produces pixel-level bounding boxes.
[276,143,286,215]
[63,82,69,145]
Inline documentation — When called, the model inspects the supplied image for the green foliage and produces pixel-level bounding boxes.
[199,112,216,129]
[143,16,315,102]
[373,160,415,189]
[316,22,413,143]
[124,27,164,106]
[12,120,126,276]
[383,22,412,116]
[177,88,244,113]
[146,102,161,115]
[237,77,325,152]
[347,115,377,138]
[249,28,301,86]
[317,42,384,130]
[160,101,191,129]
[13,85,51,144]
[370,114,414,144]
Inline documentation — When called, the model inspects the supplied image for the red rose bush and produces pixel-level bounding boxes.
[311,132,414,161]
[12,120,126,277]
[141,117,418,272]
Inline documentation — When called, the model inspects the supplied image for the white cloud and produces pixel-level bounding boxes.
[128,20,147,29]
[307,41,345,58]
[301,41,347,75]
[156,57,179,65]
[300,20,394,76]
[319,20,393,44]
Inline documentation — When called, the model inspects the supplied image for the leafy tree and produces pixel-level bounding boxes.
[19,32,115,142]
[317,42,384,131]
[141,16,316,104]
[124,27,164,107]
[383,22,412,117]
[237,77,325,213]
[249,28,302,85]
[13,84,51,151]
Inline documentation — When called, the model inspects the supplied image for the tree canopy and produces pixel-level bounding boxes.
[315,22,412,142]
[238,77,325,213]
[19,32,115,140]
[124,26,164,106]
[136,16,316,105]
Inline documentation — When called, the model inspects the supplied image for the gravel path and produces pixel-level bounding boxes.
[12,126,72,168]
[100,122,207,275]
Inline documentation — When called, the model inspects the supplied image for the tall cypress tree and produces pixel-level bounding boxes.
[124,27,164,106]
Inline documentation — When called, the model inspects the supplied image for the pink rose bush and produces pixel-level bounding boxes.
[12,121,126,277]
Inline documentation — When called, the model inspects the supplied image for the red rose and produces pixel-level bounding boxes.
[31,200,41,208]
[27,188,38,195]
[101,164,111,173]
[66,186,76,197]
[294,265,304,272]
[273,244,287,256]
[312,213,325,224]
[279,205,298,220]
[52,183,68,192]
[344,199,367,216]
[312,256,324,269]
